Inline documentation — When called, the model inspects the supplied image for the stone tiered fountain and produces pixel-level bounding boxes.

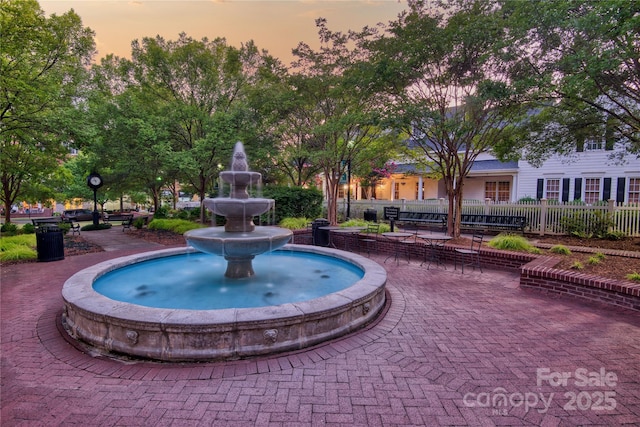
[184,142,292,278]
[61,142,387,361]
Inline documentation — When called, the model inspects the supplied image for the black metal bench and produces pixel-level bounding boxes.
[459,214,527,234]
[103,213,134,231]
[32,217,80,235]
[398,211,448,230]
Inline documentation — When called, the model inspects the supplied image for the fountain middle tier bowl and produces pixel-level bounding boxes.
[203,198,274,218]
[184,226,292,257]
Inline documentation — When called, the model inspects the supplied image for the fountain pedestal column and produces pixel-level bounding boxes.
[185,142,291,279]
[224,255,256,278]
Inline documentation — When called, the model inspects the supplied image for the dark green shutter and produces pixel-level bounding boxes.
[616,178,626,204]
[574,178,582,201]
[562,178,570,202]
[603,178,611,201]
[536,179,544,200]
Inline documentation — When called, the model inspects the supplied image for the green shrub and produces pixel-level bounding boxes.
[1,223,18,235]
[0,235,37,261]
[571,261,584,270]
[587,256,601,265]
[133,218,146,229]
[279,217,310,230]
[0,245,37,261]
[81,223,112,231]
[261,186,323,224]
[21,223,36,234]
[148,219,203,234]
[341,219,369,228]
[549,245,571,255]
[560,210,614,239]
[153,205,169,219]
[487,234,541,254]
[626,272,640,282]
[594,252,606,261]
[603,231,627,241]
[341,219,390,233]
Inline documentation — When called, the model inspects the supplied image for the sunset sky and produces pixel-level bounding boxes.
[40,1,409,65]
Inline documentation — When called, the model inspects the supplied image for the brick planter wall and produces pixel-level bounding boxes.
[293,229,640,312]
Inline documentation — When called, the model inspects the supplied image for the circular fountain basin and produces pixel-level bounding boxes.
[61,244,387,362]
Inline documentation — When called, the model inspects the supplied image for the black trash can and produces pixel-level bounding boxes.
[36,226,64,262]
[364,209,378,223]
[312,219,330,247]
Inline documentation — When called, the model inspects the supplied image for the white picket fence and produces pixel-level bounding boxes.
[341,198,640,237]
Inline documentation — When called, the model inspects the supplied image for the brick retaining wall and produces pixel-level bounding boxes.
[293,229,640,312]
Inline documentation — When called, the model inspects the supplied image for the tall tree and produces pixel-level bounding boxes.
[124,34,281,222]
[500,0,639,161]
[289,18,403,225]
[369,0,525,237]
[0,0,95,222]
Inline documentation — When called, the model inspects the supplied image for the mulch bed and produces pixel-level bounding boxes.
[64,235,104,257]
[452,234,640,283]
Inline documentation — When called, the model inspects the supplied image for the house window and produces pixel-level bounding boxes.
[584,178,601,204]
[485,181,510,202]
[585,140,603,151]
[546,179,560,201]
[629,178,640,204]
[338,187,345,198]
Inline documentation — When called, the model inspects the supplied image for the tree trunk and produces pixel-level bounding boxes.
[325,176,339,225]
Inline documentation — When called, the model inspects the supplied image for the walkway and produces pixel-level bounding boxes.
[2,228,639,426]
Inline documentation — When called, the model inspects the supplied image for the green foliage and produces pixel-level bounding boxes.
[518,196,537,203]
[603,231,627,241]
[560,211,614,239]
[0,235,37,261]
[21,223,36,234]
[1,0,96,219]
[488,234,541,253]
[341,219,390,233]
[148,219,203,234]
[549,245,571,255]
[571,261,584,270]
[1,223,19,235]
[278,217,310,230]
[587,256,601,265]
[81,223,112,231]
[153,206,169,219]
[626,272,640,282]
[502,0,639,157]
[262,186,323,224]
[133,218,147,229]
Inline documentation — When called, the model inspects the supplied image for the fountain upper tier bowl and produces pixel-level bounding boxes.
[203,198,274,220]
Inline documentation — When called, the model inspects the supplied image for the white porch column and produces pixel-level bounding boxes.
[418,176,424,200]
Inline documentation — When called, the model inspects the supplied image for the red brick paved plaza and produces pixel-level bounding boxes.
[2,228,639,426]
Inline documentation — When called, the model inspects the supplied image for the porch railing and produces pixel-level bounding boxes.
[338,198,640,237]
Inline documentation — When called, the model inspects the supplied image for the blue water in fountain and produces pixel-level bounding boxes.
[93,250,364,310]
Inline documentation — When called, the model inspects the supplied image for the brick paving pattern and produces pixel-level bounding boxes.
[2,228,639,426]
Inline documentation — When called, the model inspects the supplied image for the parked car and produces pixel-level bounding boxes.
[61,209,94,221]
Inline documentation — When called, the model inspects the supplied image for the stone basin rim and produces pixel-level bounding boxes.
[60,244,387,361]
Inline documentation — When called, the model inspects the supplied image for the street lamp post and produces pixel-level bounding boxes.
[346,159,351,220]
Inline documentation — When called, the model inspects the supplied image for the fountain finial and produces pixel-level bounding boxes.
[231,142,248,172]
